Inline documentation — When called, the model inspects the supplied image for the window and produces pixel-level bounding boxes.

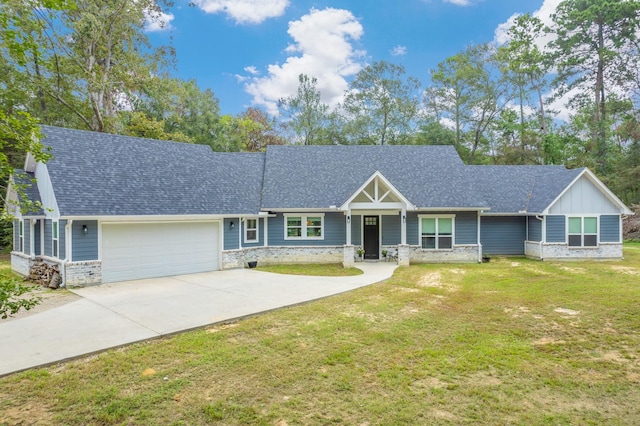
[18,220,24,252]
[285,215,324,240]
[419,216,453,250]
[568,216,598,247]
[245,219,258,243]
[52,220,59,257]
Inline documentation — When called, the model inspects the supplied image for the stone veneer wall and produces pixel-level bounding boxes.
[409,245,479,263]
[65,260,102,286]
[536,243,623,260]
[524,241,542,259]
[222,246,344,269]
[10,252,32,277]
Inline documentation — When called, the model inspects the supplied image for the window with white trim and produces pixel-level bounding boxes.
[18,220,24,252]
[568,216,597,247]
[285,215,324,240]
[419,215,454,250]
[52,220,59,257]
[245,219,258,243]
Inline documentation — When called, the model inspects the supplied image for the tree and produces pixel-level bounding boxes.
[550,0,640,173]
[278,74,329,145]
[1,278,40,319]
[341,61,421,145]
[212,108,285,152]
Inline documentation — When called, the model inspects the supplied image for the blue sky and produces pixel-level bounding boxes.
[147,0,560,116]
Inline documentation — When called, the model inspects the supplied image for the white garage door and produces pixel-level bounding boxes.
[101,222,220,283]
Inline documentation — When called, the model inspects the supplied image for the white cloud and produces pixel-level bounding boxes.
[444,0,472,6]
[144,8,175,32]
[391,45,407,56]
[191,0,289,24]
[243,7,366,115]
[493,0,562,48]
[244,66,260,76]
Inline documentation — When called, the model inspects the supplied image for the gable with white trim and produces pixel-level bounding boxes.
[547,173,626,215]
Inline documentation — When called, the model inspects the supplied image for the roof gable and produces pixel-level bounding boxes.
[340,171,414,210]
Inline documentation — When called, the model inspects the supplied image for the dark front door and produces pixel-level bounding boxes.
[363,216,380,259]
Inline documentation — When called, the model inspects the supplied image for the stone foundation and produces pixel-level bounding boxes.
[222,246,344,269]
[343,245,355,268]
[409,245,479,263]
[10,252,32,277]
[537,243,623,260]
[65,260,102,287]
[525,241,542,259]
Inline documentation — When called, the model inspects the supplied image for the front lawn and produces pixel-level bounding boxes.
[257,262,363,276]
[1,244,639,425]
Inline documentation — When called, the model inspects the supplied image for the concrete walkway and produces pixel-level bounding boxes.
[0,263,396,376]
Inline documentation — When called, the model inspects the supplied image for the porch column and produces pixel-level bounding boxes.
[346,209,352,245]
[400,208,407,245]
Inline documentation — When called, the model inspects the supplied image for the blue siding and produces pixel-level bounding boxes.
[242,218,264,247]
[351,215,361,245]
[382,215,401,245]
[44,220,52,256]
[59,220,66,259]
[406,213,420,245]
[269,212,346,246]
[13,220,19,251]
[546,215,566,243]
[223,217,240,250]
[23,221,30,254]
[600,215,620,243]
[33,220,41,255]
[527,217,542,242]
[72,221,99,261]
[480,216,526,255]
[455,211,478,245]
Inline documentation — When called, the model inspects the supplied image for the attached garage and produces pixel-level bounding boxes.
[101,221,220,283]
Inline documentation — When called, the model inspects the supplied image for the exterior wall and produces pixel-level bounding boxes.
[72,221,99,261]
[600,215,621,243]
[58,220,67,259]
[409,244,478,263]
[406,211,478,246]
[33,220,41,255]
[381,215,401,245]
[527,217,542,242]
[480,216,526,255]
[525,241,542,259]
[13,220,19,252]
[549,175,620,215]
[23,221,31,255]
[44,219,52,256]
[223,217,240,250]
[546,215,566,243]
[241,218,264,248]
[540,243,623,260]
[65,260,103,286]
[351,215,362,245]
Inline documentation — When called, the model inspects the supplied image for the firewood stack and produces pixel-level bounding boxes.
[28,259,61,289]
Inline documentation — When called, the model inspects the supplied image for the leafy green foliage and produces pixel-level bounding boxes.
[0,275,39,319]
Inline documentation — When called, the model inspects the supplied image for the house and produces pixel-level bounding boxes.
[7,126,633,286]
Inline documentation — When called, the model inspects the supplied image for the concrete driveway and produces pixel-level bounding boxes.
[0,263,397,376]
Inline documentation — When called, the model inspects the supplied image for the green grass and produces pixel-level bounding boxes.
[256,262,363,276]
[1,244,640,425]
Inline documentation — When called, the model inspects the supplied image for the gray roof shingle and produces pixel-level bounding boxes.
[42,126,264,216]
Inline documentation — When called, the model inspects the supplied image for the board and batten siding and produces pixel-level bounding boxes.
[548,175,619,215]
[72,221,99,261]
[600,215,621,243]
[527,217,542,242]
[546,215,566,243]
[268,212,346,246]
[382,215,401,245]
[480,216,526,255]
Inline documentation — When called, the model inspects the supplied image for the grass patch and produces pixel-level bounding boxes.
[256,263,363,276]
[1,245,640,424]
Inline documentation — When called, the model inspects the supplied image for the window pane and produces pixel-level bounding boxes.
[439,236,452,249]
[568,234,582,247]
[584,217,597,234]
[439,218,452,235]
[287,228,301,237]
[307,227,322,237]
[287,217,301,227]
[422,218,436,235]
[53,222,58,239]
[247,230,257,241]
[584,234,597,246]
[307,217,322,227]
[247,219,257,229]
[568,217,581,234]
[422,236,436,249]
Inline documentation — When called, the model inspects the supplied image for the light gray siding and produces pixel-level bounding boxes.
[480,216,526,255]
[223,217,240,250]
[527,217,542,242]
[382,215,401,245]
[72,221,99,261]
[600,215,620,243]
[351,215,361,246]
[548,175,619,215]
[268,212,346,246]
[455,211,478,245]
[546,215,565,243]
